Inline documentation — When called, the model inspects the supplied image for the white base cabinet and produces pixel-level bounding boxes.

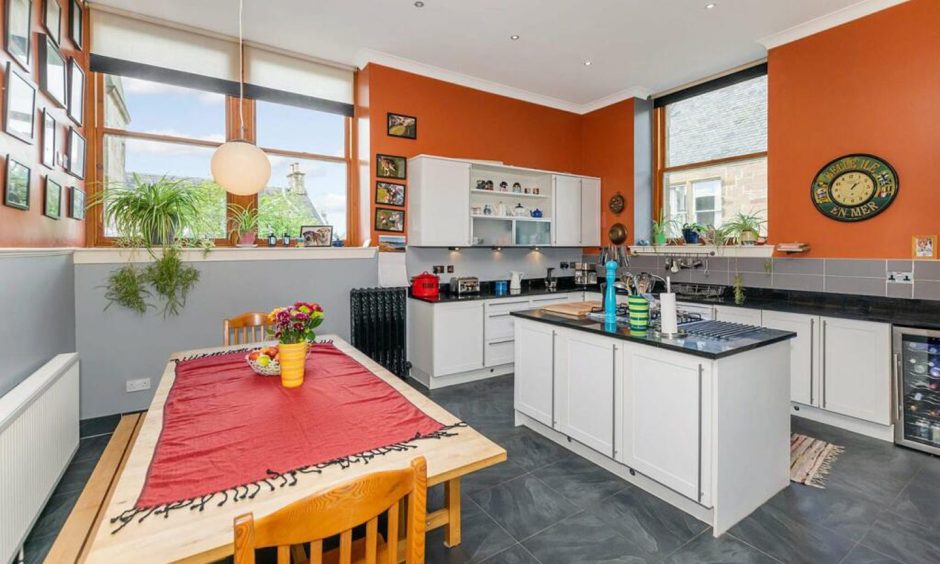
[762,310,817,406]
[514,321,556,428]
[820,317,892,425]
[554,331,616,456]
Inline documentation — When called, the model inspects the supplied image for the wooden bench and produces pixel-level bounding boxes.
[44,413,145,564]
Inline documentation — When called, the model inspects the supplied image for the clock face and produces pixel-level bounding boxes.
[811,154,898,222]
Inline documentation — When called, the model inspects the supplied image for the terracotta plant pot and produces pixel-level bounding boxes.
[279,342,308,388]
[238,231,257,246]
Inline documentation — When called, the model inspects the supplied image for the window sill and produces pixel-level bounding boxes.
[72,246,377,265]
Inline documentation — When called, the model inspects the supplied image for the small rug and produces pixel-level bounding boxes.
[790,433,844,488]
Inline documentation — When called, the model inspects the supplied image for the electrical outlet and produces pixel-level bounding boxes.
[888,271,913,284]
[126,378,151,393]
[560,262,570,269]
[432,265,443,274]
[446,265,454,273]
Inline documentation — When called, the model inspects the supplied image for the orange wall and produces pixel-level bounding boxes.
[364,64,585,242]
[768,0,940,258]
[580,98,635,248]
[0,0,87,247]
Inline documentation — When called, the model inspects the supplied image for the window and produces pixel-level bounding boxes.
[656,70,768,234]
[101,75,227,240]
[256,102,348,242]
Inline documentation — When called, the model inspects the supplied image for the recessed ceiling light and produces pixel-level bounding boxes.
[510,34,520,40]
[414,1,424,7]
[584,60,592,66]
[705,3,717,9]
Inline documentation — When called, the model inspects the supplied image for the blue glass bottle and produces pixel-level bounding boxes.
[604,260,618,324]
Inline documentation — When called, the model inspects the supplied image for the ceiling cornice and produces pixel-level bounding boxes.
[758,0,909,50]
[356,48,648,115]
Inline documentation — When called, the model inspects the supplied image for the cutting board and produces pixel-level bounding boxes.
[541,301,601,318]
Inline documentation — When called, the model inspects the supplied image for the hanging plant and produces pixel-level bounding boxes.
[145,247,201,317]
[103,265,152,314]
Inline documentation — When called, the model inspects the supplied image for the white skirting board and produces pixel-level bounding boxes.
[791,403,895,443]
[0,353,80,564]
[410,363,513,390]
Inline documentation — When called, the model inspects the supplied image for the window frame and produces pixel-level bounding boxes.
[86,72,357,247]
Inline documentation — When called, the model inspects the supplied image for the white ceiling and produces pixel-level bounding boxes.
[91,0,904,113]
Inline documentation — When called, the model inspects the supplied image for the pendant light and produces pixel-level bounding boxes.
[211,0,271,196]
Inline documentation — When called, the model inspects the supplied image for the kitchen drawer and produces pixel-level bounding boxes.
[485,298,531,315]
[485,299,532,341]
[485,338,515,367]
[529,294,575,307]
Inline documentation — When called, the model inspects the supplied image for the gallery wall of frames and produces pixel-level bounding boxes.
[1,0,88,246]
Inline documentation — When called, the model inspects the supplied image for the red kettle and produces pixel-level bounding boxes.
[411,272,440,299]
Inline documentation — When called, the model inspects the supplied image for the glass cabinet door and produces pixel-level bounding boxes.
[514,220,551,246]
[899,332,940,450]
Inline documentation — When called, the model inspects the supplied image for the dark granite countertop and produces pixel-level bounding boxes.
[673,287,940,330]
[511,309,796,360]
[409,277,604,304]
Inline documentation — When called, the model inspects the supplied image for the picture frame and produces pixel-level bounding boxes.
[4,156,31,210]
[41,108,55,167]
[68,185,84,220]
[39,35,67,107]
[69,0,82,49]
[67,57,84,125]
[376,154,406,180]
[44,176,61,219]
[387,112,416,139]
[374,208,405,233]
[4,62,36,143]
[299,225,333,247]
[913,235,938,259]
[44,0,61,46]
[375,181,406,207]
[66,126,85,178]
[5,0,32,70]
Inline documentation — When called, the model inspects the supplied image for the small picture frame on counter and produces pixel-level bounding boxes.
[300,225,333,247]
[913,235,937,259]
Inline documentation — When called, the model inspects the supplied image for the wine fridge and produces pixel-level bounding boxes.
[895,326,940,454]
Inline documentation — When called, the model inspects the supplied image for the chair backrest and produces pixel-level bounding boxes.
[234,457,427,564]
[224,312,272,346]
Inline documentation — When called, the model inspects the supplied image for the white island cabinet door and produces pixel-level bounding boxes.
[555,331,616,456]
[621,345,711,503]
[580,177,601,247]
[762,311,817,406]
[432,301,484,376]
[514,320,557,427]
[821,317,892,425]
[553,175,582,246]
[407,157,471,247]
[714,305,762,326]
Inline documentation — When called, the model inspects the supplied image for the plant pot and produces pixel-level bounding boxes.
[279,342,308,388]
[653,232,667,246]
[682,229,700,245]
[238,231,257,246]
[738,229,759,245]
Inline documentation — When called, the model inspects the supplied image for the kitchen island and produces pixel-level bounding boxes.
[511,308,796,536]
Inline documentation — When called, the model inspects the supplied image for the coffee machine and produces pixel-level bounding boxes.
[573,262,598,286]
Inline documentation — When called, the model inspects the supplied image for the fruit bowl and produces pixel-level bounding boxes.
[246,346,281,376]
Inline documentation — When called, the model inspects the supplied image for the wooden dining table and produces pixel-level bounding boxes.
[82,336,507,563]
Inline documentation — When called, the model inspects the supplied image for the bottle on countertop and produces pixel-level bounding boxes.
[267,233,277,247]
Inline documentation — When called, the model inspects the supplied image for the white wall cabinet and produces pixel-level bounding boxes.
[820,316,892,425]
[552,175,583,246]
[554,330,616,456]
[514,321,556,427]
[580,177,601,247]
[714,305,762,326]
[620,344,712,504]
[407,157,472,247]
[762,310,817,406]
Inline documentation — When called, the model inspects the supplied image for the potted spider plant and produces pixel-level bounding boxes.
[651,211,677,246]
[725,211,766,245]
[228,204,260,247]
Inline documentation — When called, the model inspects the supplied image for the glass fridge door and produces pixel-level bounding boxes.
[897,328,940,453]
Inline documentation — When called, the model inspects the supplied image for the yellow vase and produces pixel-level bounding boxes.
[279,342,308,388]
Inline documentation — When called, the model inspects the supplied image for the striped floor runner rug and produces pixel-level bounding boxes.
[790,433,845,488]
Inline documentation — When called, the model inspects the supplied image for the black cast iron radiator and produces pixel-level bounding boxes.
[350,287,409,378]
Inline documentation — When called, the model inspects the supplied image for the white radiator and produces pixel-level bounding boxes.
[0,354,80,564]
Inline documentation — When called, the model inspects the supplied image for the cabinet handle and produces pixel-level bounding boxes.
[821,320,827,409]
[490,300,528,308]
[697,364,704,504]
[893,352,901,423]
[551,331,557,426]
[612,344,617,458]
[488,313,512,318]
[488,338,514,345]
[532,296,567,303]
[809,318,815,405]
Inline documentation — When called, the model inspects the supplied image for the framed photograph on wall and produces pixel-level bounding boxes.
[69,0,82,49]
[44,176,61,219]
[67,58,84,124]
[5,0,32,70]
[913,235,938,259]
[4,62,36,143]
[66,126,85,178]
[374,208,405,233]
[387,113,416,139]
[39,35,67,107]
[4,156,31,210]
[376,154,406,180]
[375,181,405,207]
[68,185,84,219]
[41,109,55,167]
[44,0,61,45]
[299,225,333,247]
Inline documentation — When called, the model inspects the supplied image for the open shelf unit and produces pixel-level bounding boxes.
[469,163,554,247]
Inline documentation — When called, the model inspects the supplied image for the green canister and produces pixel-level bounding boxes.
[627,295,650,331]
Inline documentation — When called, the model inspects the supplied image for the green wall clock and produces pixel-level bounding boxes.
[811,154,899,222]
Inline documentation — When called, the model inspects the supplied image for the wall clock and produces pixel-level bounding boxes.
[811,154,898,222]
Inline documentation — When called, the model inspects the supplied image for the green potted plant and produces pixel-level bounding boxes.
[725,211,766,245]
[92,175,206,246]
[651,211,677,246]
[228,204,260,247]
[681,222,705,245]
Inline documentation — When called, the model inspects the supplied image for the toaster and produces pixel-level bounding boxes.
[448,276,481,296]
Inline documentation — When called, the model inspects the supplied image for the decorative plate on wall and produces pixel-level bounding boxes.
[811,154,898,222]
[608,192,625,215]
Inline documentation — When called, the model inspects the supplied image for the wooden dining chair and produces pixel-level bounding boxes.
[234,457,427,564]
[224,312,273,346]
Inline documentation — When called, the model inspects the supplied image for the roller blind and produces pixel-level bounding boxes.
[245,46,354,114]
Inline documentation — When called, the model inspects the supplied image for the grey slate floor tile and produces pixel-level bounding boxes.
[861,512,940,564]
[522,511,654,564]
[532,455,630,509]
[662,531,782,564]
[424,500,517,564]
[480,543,542,564]
[470,474,581,541]
[840,544,904,564]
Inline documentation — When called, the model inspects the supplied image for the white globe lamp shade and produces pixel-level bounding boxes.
[211,140,271,196]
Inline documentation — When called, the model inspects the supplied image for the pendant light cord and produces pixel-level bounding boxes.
[238,0,245,139]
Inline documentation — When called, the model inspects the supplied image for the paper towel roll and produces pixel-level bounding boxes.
[660,292,679,335]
